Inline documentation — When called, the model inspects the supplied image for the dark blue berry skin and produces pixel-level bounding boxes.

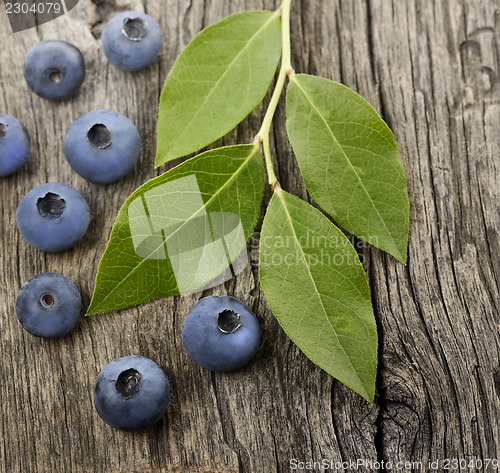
[94,355,171,431]
[16,273,82,338]
[16,182,90,252]
[24,39,85,100]
[63,109,141,184]
[182,296,261,372]
[101,11,162,71]
[0,114,31,176]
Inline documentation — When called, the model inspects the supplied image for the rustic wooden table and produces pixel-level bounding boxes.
[0,0,498,472]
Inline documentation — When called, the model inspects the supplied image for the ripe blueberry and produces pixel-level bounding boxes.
[0,114,31,176]
[182,296,261,372]
[24,39,85,100]
[101,11,162,71]
[63,109,141,184]
[16,272,82,338]
[16,182,90,252]
[93,355,171,431]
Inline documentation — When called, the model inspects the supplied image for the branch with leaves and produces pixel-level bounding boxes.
[87,0,409,403]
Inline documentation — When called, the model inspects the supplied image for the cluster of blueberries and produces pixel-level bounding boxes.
[2,10,262,431]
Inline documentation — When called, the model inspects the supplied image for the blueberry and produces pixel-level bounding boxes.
[24,39,85,100]
[16,272,82,338]
[101,11,162,71]
[63,109,141,184]
[0,114,31,176]
[182,296,261,372]
[16,182,90,252]
[93,355,171,431]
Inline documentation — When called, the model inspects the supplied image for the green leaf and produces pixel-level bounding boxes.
[259,188,377,402]
[286,73,409,263]
[155,10,282,166]
[87,144,264,316]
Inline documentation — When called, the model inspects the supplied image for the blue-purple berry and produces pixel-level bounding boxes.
[64,109,141,184]
[24,39,85,100]
[94,355,171,431]
[16,272,82,338]
[101,11,162,71]
[16,182,90,252]
[0,114,30,176]
[182,296,261,372]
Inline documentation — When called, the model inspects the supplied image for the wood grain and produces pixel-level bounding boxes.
[0,0,498,471]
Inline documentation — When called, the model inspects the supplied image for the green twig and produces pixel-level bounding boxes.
[254,0,294,189]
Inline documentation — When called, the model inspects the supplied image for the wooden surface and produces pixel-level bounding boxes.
[0,0,499,472]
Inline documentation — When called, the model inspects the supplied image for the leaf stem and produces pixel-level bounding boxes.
[254,0,294,189]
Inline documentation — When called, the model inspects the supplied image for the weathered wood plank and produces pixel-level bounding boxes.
[0,0,498,472]
[365,0,500,469]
